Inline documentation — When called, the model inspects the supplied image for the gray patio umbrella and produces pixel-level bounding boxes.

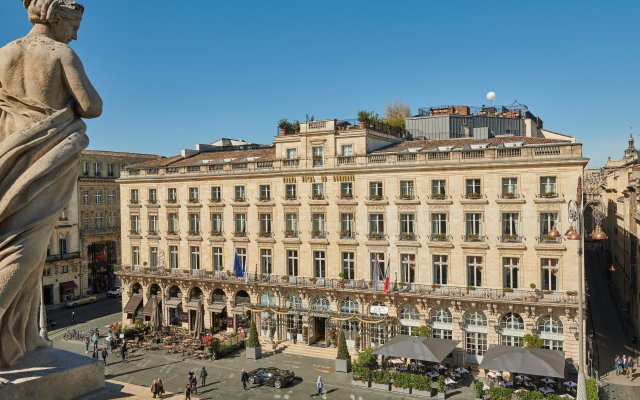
[193,298,204,338]
[479,345,565,378]
[149,295,161,332]
[374,334,459,363]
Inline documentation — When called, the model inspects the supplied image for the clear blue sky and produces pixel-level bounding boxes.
[2,1,638,167]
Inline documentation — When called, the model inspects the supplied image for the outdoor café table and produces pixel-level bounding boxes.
[455,367,469,375]
[540,386,555,395]
[499,381,514,388]
[435,364,446,371]
[562,381,577,389]
[515,375,532,382]
[426,371,440,378]
[541,378,556,385]
[444,377,456,386]
[396,366,408,372]
[388,359,404,366]
[487,371,502,379]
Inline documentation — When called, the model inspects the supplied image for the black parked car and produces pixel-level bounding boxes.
[247,367,295,389]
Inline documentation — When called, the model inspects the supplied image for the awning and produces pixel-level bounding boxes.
[208,303,227,313]
[123,295,143,314]
[59,281,78,291]
[231,304,250,314]
[374,334,459,363]
[142,298,162,316]
[479,345,566,378]
[185,301,200,310]
[164,298,182,307]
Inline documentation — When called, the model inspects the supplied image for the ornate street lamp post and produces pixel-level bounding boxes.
[565,177,607,400]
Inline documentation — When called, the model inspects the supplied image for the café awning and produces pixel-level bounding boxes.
[123,295,143,314]
[374,334,459,363]
[142,297,162,316]
[59,281,78,291]
[208,303,227,313]
[164,298,182,307]
[479,345,566,378]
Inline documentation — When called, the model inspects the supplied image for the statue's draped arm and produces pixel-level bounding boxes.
[61,48,101,118]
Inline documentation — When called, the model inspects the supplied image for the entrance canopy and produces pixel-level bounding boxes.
[59,281,77,291]
[374,334,459,363]
[479,345,565,378]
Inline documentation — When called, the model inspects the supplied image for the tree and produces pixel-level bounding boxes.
[523,333,544,348]
[384,100,411,121]
[247,321,260,348]
[413,325,431,337]
[336,330,350,360]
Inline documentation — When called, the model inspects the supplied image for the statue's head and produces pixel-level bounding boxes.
[23,0,84,44]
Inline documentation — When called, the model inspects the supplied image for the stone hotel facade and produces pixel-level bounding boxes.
[117,117,586,369]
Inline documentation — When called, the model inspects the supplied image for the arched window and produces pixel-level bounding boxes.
[538,315,563,334]
[500,313,524,330]
[212,288,226,303]
[400,304,420,320]
[431,307,453,324]
[235,290,250,305]
[287,295,302,309]
[340,298,359,314]
[149,284,161,296]
[168,285,181,299]
[132,282,142,294]
[259,291,277,307]
[465,310,488,327]
[370,301,387,315]
[312,297,330,311]
[189,287,203,301]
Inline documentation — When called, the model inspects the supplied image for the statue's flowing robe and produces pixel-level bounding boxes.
[0,88,87,367]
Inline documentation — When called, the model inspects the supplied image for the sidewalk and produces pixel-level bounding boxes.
[80,380,201,399]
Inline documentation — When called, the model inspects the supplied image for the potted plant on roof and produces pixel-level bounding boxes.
[245,321,261,360]
[335,330,351,373]
[278,119,290,135]
[357,110,371,129]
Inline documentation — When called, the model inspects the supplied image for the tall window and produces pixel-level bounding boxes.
[148,214,158,233]
[234,213,246,234]
[340,182,353,198]
[235,248,247,271]
[369,181,383,199]
[234,185,245,201]
[131,246,140,267]
[95,190,103,204]
[210,186,221,202]
[465,311,488,356]
[210,213,222,234]
[432,179,446,198]
[433,255,448,285]
[540,213,558,237]
[467,256,483,287]
[188,187,199,202]
[538,315,564,351]
[212,247,223,271]
[169,245,179,269]
[190,246,200,270]
[149,247,158,269]
[130,189,140,204]
[500,313,524,347]
[400,213,415,238]
[465,213,482,238]
[312,213,325,237]
[311,183,324,199]
[287,250,298,276]
[188,213,200,234]
[431,213,447,236]
[168,213,179,234]
[95,212,103,228]
[83,191,89,205]
[94,162,101,176]
[340,213,354,238]
[58,235,68,254]
[431,308,453,340]
[168,187,177,203]
[341,144,353,156]
[399,305,421,335]
[503,257,520,289]
[502,177,518,197]
[541,258,559,291]
[399,180,414,199]
[82,161,89,175]
[313,250,326,278]
[369,214,385,237]
[259,213,272,236]
[540,176,557,196]
[130,215,140,233]
[260,249,272,274]
[312,146,324,167]
[502,213,520,239]
[107,163,114,177]
[342,252,355,279]
[148,188,157,203]
[259,184,271,201]
[285,184,297,199]
[83,214,89,229]
[370,253,385,282]
[107,190,115,204]
[400,253,416,283]
[285,213,298,235]
[465,178,481,197]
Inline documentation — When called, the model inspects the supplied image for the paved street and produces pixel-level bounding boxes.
[52,312,477,399]
[47,296,122,331]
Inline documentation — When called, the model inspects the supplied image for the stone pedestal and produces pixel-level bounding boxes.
[0,348,104,400]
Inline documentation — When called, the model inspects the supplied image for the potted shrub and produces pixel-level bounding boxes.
[351,365,370,388]
[566,290,578,296]
[543,191,557,198]
[335,330,351,373]
[437,375,447,399]
[474,379,484,400]
[357,110,376,128]
[432,193,446,200]
[503,192,515,199]
[354,335,361,352]
[432,233,446,241]
[391,371,412,394]
[245,322,261,359]
[371,370,391,391]
[502,287,514,293]
[337,272,346,288]
[529,283,537,290]
[411,374,432,397]
[488,387,513,400]
[467,192,482,199]
[278,118,290,135]
[309,277,317,285]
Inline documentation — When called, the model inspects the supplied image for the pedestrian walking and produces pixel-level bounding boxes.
[200,366,208,387]
[191,376,198,395]
[623,355,628,376]
[120,341,127,364]
[626,355,633,380]
[184,384,191,400]
[316,376,323,396]
[241,368,249,390]
[84,336,90,354]
[71,311,75,324]
[157,379,164,397]
[151,379,159,398]
[615,355,622,375]
[105,334,112,354]
[101,348,108,365]
[92,332,99,351]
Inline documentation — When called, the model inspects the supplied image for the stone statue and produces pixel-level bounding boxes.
[0,0,102,367]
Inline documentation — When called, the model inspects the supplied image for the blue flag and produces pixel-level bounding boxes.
[234,253,244,278]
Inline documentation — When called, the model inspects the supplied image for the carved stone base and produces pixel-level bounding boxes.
[0,348,104,400]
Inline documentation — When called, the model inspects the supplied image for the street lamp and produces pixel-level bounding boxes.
[565,190,607,400]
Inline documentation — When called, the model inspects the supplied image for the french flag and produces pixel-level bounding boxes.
[383,254,391,294]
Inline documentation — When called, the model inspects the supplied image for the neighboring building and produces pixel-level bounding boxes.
[79,151,160,294]
[598,134,640,342]
[117,117,587,370]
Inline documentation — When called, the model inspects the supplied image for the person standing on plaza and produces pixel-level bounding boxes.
[316,376,323,396]
[191,376,198,395]
[120,340,127,364]
[241,369,249,390]
[626,355,633,380]
[101,348,108,366]
[151,379,158,398]
[622,355,628,376]
[92,332,99,351]
[71,311,76,324]
[84,336,90,354]
[105,333,112,354]
[200,366,208,387]
[616,355,622,375]
[184,383,191,400]
[157,378,164,397]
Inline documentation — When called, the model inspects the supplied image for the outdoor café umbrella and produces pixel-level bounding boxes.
[374,334,459,363]
[193,298,204,339]
[149,295,161,332]
[479,344,565,378]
